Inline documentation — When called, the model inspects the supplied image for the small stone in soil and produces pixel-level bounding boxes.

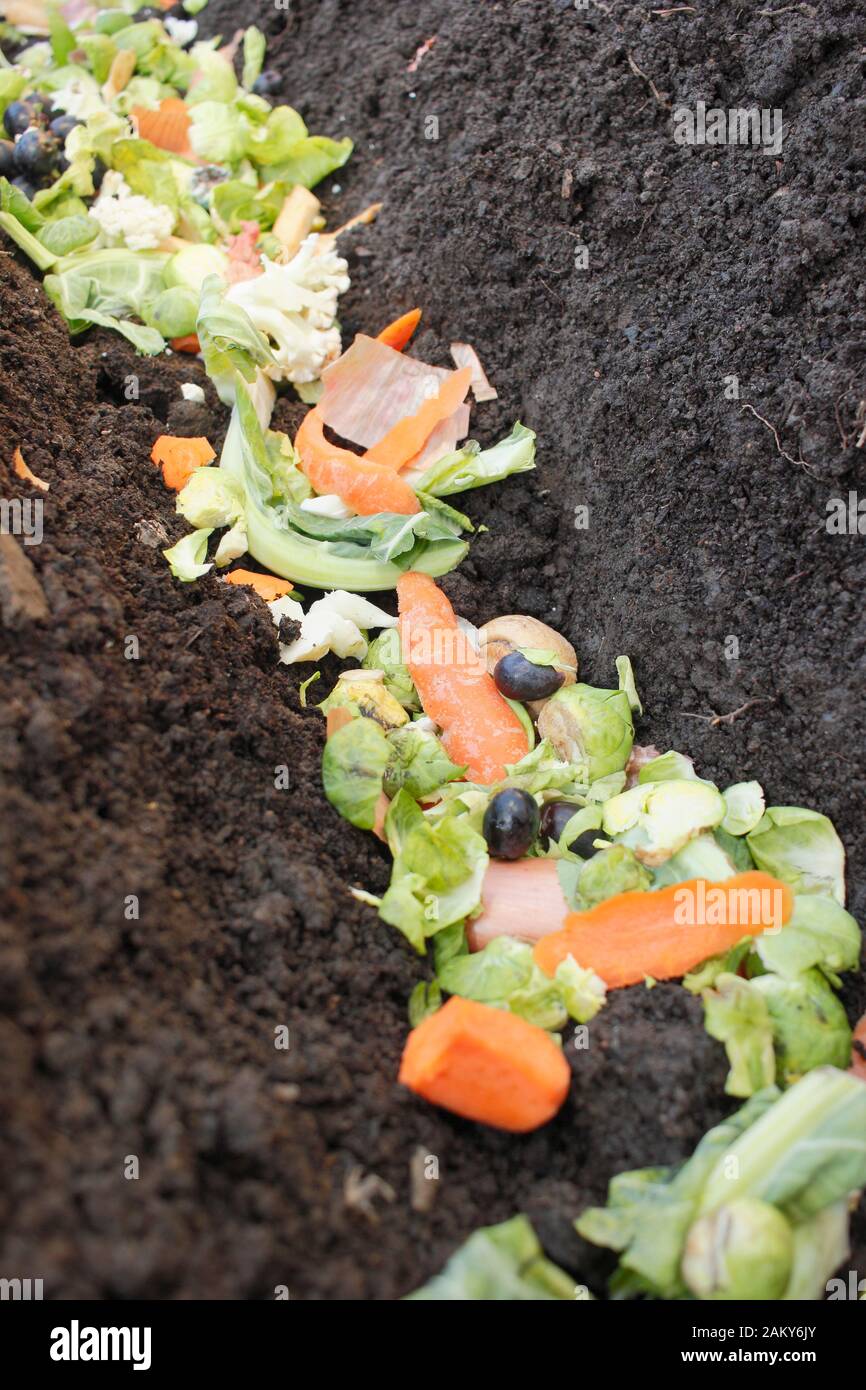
[0,534,49,627]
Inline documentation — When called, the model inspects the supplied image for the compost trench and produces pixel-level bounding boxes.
[1,0,864,1299]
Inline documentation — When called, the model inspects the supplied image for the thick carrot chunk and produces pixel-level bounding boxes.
[397,572,529,783]
[534,871,794,988]
[398,996,570,1132]
[150,435,215,491]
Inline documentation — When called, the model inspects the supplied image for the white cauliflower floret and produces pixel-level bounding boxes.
[225,233,350,385]
[51,76,105,121]
[90,172,175,252]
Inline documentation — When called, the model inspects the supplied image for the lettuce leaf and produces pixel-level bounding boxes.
[211,178,290,235]
[242,27,267,91]
[186,43,238,105]
[197,278,275,405]
[258,135,354,189]
[413,422,536,497]
[189,101,248,165]
[44,247,169,353]
[110,137,180,212]
[753,894,861,984]
[163,527,213,581]
[438,935,606,1029]
[378,791,488,953]
[406,1215,579,1301]
[701,972,776,1097]
[37,214,98,257]
[751,969,852,1086]
[576,1087,781,1299]
[363,628,419,710]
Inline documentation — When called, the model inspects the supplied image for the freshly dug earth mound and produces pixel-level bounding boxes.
[1,0,863,1298]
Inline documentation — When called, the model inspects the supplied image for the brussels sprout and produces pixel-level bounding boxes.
[383,722,465,800]
[537,681,634,782]
[651,832,737,888]
[148,285,199,340]
[578,843,651,905]
[322,670,409,731]
[751,969,852,1085]
[363,628,419,711]
[321,715,391,829]
[637,749,699,783]
[602,778,726,867]
[753,893,861,982]
[165,242,229,294]
[747,806,846,904]
[682,1198,794,1301]
[722,780,766,836]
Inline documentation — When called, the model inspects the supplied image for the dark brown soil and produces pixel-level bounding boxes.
[0,0,864,1299]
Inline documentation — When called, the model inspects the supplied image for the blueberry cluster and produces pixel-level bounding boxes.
[1,95,104,199]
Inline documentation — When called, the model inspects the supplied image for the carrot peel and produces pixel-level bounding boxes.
[377,308,422,352]
[397,572,529,783]
[131,98,193,156]
[170,334,201,354]
[534,871,794,988]
[223,569,295,602]
[364,366,472,470]
[295,407,421,516]
[398,996,570,1132]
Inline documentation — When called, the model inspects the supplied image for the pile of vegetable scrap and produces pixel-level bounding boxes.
[0,7,353,354]
[160,278,533,593]
[315,575,861,1144]
[6,2,864,1311]
[411,1067,866,1300]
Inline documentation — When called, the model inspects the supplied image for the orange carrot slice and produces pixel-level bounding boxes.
[223,569,294,602]
[851,1013,866,1081]
[150,435,215,491]
[295,407,420,516]
[467,859,567,951]
[132,98,193,156]
[377,308,422,352]
[397,572,529,783]
[534,872,794,988]
[170,334,201,354]
[364,366,472,470]
[398,996,570,1132]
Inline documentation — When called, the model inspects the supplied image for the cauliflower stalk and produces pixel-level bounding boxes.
[90,172,175,252]
[225,233,350,385]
